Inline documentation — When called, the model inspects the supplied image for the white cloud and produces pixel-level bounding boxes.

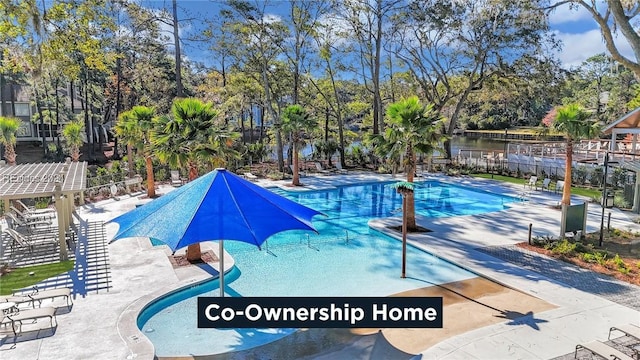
[547,2,594,25]
[263,13,282,24]
[554,29,634,68]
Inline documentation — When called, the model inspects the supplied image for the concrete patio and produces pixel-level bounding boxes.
[0,171,639,359]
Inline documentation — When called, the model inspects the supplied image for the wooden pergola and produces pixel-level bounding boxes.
[0,159,87,260]
[603,107,640,212]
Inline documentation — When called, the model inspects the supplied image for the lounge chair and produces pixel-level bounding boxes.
[10,206,54,224]
[0,306,57,336]
[524,176,537,190]
[15,200,56,216]
[12,287,73,309]
[314,162,332,175]
[539,178,551,191]
[170,170,185,187]
[610,325,640,359]
[574,340,634,360]
[4,228,58,253]
[609,324,640,341]
[334,162,347,174]
[555,180,565,194]
[243,172,258,180]
[4,212,52,233]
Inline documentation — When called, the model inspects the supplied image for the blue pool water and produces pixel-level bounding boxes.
[140,181,516,356]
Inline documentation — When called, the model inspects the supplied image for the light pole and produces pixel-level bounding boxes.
[599,152,609,247]
[392,181,414,278]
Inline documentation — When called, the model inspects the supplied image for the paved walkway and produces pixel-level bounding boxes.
[478,245,640,312]
[1,172,639,359]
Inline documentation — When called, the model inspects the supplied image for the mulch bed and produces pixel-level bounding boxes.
[387,225,432,233]
[516,242,640,286]
[168,250,218,268]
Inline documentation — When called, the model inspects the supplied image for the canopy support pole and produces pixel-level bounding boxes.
[219,239,224,297]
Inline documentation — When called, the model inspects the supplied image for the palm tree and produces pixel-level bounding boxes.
[118,106,157,198]
[0,116,21,165]
[152,98,239,262]
[374,96,444,231]
[281,105,316,186]
[552,104,600,206]
[61,121,85,162]
[113,111,137,179]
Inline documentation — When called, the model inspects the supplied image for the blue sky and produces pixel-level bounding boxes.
[143,0,634,72]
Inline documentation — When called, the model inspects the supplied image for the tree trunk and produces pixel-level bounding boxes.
[33,87,47,155]
[249,105,254,143]
[127,144,133,178]
[54,76,61,155]
[327,65,346,167]
[186,163,201,262]
[42,80,54,154]
[114,57,122,159]
[145,155,156,198]
[292,140,300,186]
[444,85,474,159]
[240,109,246,144]
[260,57,283,171]
[82,72,94,160]
[172,0,184,98]
[324,108,329,142]
[562,138,573,205]
[4,143,16,165]
[259,104,265,142]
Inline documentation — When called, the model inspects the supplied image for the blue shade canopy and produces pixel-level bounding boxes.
[108,169,322,251]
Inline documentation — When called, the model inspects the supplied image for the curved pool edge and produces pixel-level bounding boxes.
[116,244,236,360]
[368,213,562,302]
[367,215,549,299]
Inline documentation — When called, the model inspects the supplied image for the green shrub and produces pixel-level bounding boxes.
[550,239,577,256]
[611,167,627,188]
[594,251,608,266]
[590,167,603,187]
[155,168,167,182]
[609,254,627,271]
[581,253,597,263]
[34,197,51,209]
[134,157,146,177]
[574,242,593,254]
[572,166,588,185]
[614,194,630,209]
[110,161,125,182]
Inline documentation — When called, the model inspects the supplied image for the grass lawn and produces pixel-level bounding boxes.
[472,174,602,199]
[0,260,74,295]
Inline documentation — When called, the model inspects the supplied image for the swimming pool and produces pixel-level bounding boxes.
[139,180,516,356]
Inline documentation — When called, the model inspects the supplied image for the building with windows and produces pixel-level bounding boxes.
[0,83,85,144]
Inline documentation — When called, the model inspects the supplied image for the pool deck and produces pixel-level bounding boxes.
[1,171,639,359]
